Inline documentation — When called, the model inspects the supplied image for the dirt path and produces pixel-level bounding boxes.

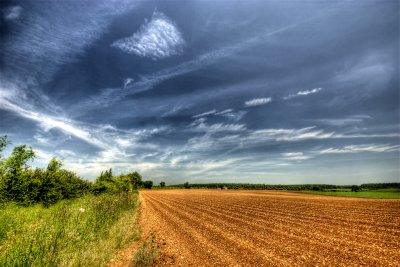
[140,189,400,266]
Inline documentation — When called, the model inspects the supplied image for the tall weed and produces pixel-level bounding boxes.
[0,192,139,266]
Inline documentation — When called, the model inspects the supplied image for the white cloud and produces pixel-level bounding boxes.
[33,134,51,146]
[297,88,322,96]
[335,52,394,85]
[34,149,54,162]
[319,144,400,154]
[4,6,22,21]
[183,126,400,155]
[0,93,167,171]
[77,17,311,111]
[161,103,185,117]
[221,110,247,121]
[0,97,109,150]
[56,150,77,158]
[192,109,217,118]
[123,78,135,88]
[112,11,185,59]
[284,88,322,100]
[281,152,312,161]
[282,152,303,157]
[244,97,272,107]
[215,109,233,115]
[311,115,371,127]
[184,126,335,153]
[249,127,335,142]
[191,109,245,122]
[3,0,137,84]
[190,117,246,133]
[191,122,246,133]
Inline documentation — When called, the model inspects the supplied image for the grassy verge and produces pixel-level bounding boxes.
[0,192,140,266]
[132,234,159,267]
[294,189,400,199]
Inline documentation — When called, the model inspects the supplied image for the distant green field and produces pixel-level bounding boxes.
[295,189,400,199]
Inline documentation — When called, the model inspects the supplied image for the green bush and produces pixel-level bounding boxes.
[0,193,140,266]
[0,136,143,207]
[143,181,153,189]
[93,170,144,194]
[351,185,361,192]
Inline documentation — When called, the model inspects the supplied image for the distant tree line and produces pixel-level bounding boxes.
[0,136,154,207]
[168,182,400,191]
[359,183,400,190]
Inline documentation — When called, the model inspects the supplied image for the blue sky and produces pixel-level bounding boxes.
[0,0,399,184]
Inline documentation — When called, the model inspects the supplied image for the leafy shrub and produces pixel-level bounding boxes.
[0,136,143,207]
[0,193,140,266]
[351,185,361,192]
[143,180,153,189]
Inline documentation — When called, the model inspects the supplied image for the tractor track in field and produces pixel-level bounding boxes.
[139,189,400,266]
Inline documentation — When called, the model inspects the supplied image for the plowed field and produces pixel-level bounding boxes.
[140,190,400,266]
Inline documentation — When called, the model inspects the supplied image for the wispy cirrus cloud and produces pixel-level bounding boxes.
[4,6,22,21]
[2,1,397,184]
[215,109,233,115]
[184,125,399,154]
[244,97,272,107]
[319,144,400,154]
[191,108,245,121]
[2,0,137,82]
[281,152,312,161]
[112,11,185,60]
[76,16,317,112]
[1,94,173,180]
[0,94,167,163]
[190,119,246,133]
[283,88,322,100]
[335,52,394,85]
[310,115,372,127]
[184,126,333,153]
[192,109,217,118]
[0,96,110,150]
[1,0,139,120]
[56,149,77,158]
[123,78,135,88]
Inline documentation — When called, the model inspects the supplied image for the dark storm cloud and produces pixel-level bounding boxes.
[0,0,398,183]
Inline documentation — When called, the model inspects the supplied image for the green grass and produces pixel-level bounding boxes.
[0,192,140,266]
[295,189,400,199]
[132,234,159,267]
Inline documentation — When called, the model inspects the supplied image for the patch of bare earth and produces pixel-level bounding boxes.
[140,189,400,266]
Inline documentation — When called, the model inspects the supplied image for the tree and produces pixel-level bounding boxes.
[183,182,190,189]
[2,145,35,175]
[47,157,63,172]
[97,168,113,182]
[0,135,10,177]
[114,175,130,192]
[128,171,142,189]
[0,145,35,202]
[160,181,165,187]
[351,185,361,192]
[0,135,10,154]
[312,186,321,191]
[143,180,153,189]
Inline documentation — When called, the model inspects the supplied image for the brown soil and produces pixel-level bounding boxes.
[140,189,400,266]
